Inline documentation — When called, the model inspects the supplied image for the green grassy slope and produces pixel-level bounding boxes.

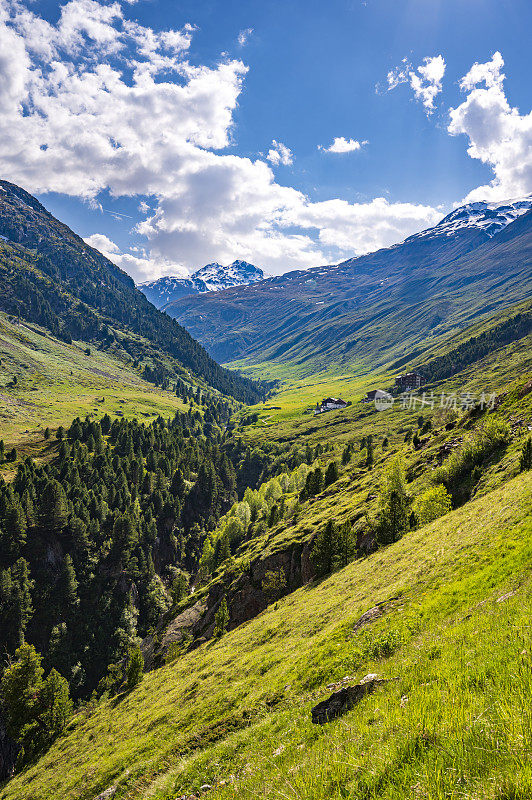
[168,210,532,375]
[0,311,186,453]
[2,470,531,800]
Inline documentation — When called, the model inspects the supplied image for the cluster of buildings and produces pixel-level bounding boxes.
[363,371,424,403]
[312,372,424,415]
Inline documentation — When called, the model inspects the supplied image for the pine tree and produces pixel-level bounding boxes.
[125,645,144,691]
[365,436,374,469]
[1,644,72,766]
[213,597,229,639]
[39,668,72,737]
[57,555,78,616]
[520,436,532,472]
[311,520,337,577]
[1,643,44,743]
[341,442,353,465]
[376,458,410,545]
[171,571,188,604]
[324,461,339,487]
[39,479,68,533]
[4,495,27,556]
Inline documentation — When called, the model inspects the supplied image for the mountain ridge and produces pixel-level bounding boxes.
[164,200,532,372]
[0,179,266,403]
[139,259,264,309]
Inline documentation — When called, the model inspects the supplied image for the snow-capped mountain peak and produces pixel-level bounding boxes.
[195,260,264,291]
[138,259,265,309]
[410,196,532,243]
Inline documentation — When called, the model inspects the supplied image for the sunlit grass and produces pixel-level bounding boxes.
[2,471,531,800]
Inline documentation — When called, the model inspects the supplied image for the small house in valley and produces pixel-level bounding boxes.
[395,371,424,391]
[314,397,348,415]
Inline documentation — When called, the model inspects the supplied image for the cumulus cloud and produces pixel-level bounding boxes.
[319,137,367,154]
[83,233,188,281]
[386,54,446,113]
[449,52,532,202]
[237,27,253,46]
[266,140,293,166]
[0,0,442,276]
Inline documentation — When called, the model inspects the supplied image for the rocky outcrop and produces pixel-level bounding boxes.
[311,674,389,724]
[143,538,315,668]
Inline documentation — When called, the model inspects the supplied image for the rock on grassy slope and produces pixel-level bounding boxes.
[2,469,531,800]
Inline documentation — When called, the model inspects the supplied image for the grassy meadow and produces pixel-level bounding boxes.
[0,312,186,460]
[1,469,531,800]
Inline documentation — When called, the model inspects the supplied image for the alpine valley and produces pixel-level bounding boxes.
[0,179,532,800]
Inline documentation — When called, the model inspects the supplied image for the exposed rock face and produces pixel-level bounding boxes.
[143,539,315,668]
[311,674,388,724]
[93,786,117,800]
[141,599,207,667]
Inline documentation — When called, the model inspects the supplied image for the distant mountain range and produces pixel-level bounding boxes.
[163,197,532,372]
[138,260,264,309]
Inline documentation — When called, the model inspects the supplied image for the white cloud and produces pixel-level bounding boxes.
[83,232,188,281]
[266,140,293,166]
[449,52,532,202]
[237,27,253,47]
[319,137,367,154]
[386,54,446,113]
[0,0,442,276]
[84,232,120,254]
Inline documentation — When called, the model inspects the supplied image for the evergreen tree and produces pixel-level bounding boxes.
[324,461,339,487]
[213,597,229,639]
[56,555,79,616]
[376,458,410,546]
[365,436,374,469]
[171,571,188,604]
[125,645,144,691]
[520,436,532,472]
[39,479,68,533]
[311,520,337,577]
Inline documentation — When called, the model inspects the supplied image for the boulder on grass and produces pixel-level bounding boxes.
[311,673,388,724]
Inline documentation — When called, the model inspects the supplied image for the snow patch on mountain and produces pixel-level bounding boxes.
[138,260,264,309]
[409,197,532,242]
[194,260,264,291]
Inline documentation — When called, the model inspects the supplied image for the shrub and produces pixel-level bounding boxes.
[412,485,452,527]
[213,597,229,639]
[435,418,510,505]
[262,568,287,602]
[520,436,532,472]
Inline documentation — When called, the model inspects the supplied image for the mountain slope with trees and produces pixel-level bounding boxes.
[0,181,265,404]
[165,207,532,374]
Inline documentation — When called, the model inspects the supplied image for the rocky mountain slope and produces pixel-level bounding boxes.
[164,199,532,372]
[139,260,264,309]
[0,180,265,403]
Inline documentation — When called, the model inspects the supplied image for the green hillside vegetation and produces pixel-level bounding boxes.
[1,468,531,800]
[228,294,532,449]
[167,210,532,375]
[0,311,190,449]
[1,183,532,799]
[0,181,265,404]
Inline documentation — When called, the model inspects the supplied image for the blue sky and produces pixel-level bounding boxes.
[0,0,531,279]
